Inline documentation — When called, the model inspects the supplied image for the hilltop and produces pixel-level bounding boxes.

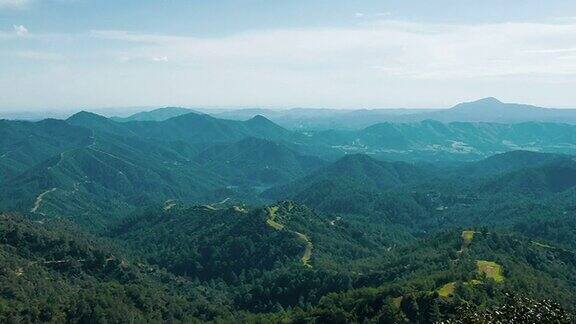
[111,107,200,122]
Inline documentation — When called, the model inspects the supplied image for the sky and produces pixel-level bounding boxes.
[2,0,576,112]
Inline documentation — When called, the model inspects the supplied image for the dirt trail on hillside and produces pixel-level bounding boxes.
[294,231,313,268]
[30,188,57,214]
[266,206,313,268]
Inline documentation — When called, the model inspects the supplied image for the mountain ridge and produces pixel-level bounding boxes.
[201,98,576,130]
[111,107,200,122]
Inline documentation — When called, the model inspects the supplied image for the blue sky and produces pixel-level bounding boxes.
[2,0,576,111]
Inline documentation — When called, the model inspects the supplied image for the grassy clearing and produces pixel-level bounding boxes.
[458,230,477,255]
[392,297,403,309]
[438,279,483,298]
[438,282,456,297]
[476,260,504,283]
[462,231,475,244]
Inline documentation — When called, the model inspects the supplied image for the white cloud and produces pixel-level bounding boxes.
[0,0,31,9]
[152,56,168,62]
[13,25,28,36]
[0,0,79,10]
[5,19,576,109]
[355,12,393,19]
[12,50,64,61]
[91,20,576,80]
[524,48,576,54]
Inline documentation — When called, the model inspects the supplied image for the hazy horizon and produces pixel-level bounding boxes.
[4,97,576,122]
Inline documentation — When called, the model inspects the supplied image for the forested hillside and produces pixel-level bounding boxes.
[1,109,576,323]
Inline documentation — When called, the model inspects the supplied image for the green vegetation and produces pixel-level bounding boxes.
[0,113,316,230]
[3,110,576,321]
[265,204,314,267]
[194,137,325,186]
[477,260,505,283]
[0,214,231,323]
[438,282,456,297]
[3,201,576,322]
[462,230,475,243]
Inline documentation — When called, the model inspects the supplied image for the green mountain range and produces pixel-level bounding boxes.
[2,103,576,322]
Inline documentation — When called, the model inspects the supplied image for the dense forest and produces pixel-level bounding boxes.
[2,108,576,322]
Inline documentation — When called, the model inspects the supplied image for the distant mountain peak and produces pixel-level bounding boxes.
[246,115,286,130]
[451,97,506,111]
[474,97,503,105]
[66,110,107,121]
[249,115,272,123]
[70,110,95,117]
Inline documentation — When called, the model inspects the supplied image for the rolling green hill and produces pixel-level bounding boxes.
[265,154,430,199]
[478,158,576,196]
[194,137,326,186]
[0,131,228,230]
[66,111,136,138]
[451,150,569,177]
[0,119,92,182]
[111,201,382,280]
